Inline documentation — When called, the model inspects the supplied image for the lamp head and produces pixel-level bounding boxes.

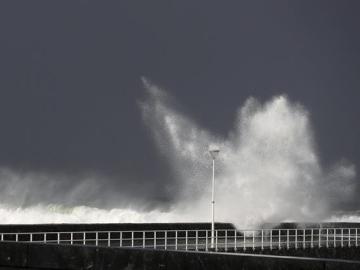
[209,145,220,160]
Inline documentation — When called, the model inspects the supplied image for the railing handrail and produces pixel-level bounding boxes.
[1,227,359,235]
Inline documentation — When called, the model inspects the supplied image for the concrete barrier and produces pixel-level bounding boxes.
[0,223,234,233]
[1,241,360,270]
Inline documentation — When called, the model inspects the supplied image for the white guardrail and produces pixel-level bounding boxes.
[0,228,359,252]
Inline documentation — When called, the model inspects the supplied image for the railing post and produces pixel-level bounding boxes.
[225,230,228,252]
[205,230,208,251]
[349,228,351,247]
[234,230,237,252]
[261,230,264,250]
[57,233,60,244]
[326,229,329,248]
[270,230,272,250]
[95,232,98,246]
[70,232,73,245]
[185,231,188,251]
[215,230,218,251]
[356,229,358,247]
[143,232,145,248]
[334,229,336,248]
[131,232,134,247]
[165,231,168,250]
[15,233,18,242]
[108,232,111,247]
[278,230,281,250]
[303,229,305,249]
[252,231,255,250]
[295,229,297,249]
[286,229,289,250]
[243,231,246,251]
[311,229,313,248]
[131,231,134,248]
[0,233,3,242]
[83,232,86,245]
[195,230,198,251]
[318,229,321,248]
[153,231,156,249]
[30,233,33,243]
[120,232,123,247]
[341,229,344,248]
[175,231,178,251]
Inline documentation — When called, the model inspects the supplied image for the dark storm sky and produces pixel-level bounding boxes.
[0,1,359,208]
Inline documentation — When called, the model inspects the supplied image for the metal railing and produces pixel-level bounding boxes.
[0,228,359,252]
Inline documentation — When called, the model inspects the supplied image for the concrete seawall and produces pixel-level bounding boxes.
[1,241,360,270]
[0,223,233,233]
[244,246,360,260]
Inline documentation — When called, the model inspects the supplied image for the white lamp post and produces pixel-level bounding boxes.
[209,145,220,249]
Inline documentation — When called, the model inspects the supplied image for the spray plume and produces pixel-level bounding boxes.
[139,79,357,228]
[0,80,357,227]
